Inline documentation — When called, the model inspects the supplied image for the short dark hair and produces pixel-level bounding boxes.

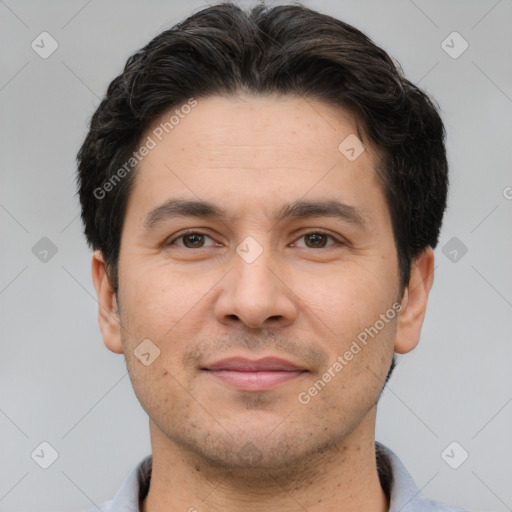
[76,1,448,294]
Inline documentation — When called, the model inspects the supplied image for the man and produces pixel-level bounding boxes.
[77,2,467,511]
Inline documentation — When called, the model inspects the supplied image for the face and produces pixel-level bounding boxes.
[94,94,425,471]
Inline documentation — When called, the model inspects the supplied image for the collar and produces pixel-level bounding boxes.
[92,442,466,512]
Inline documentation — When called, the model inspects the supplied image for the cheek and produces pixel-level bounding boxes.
[289,263,398,386]
[118,277,197,415]
[121,261,204,329]
[124,355,191,430]
[118,265,212,387]
[294,263,396,329]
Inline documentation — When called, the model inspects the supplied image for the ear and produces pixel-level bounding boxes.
[394,247,435,354]
[91,250,124,354]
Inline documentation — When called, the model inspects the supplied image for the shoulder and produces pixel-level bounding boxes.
[413,495,469,512]
[376,442,469,512]
[83,455,152,512]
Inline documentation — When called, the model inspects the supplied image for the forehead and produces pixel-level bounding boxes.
[145,94,368,165]
[125,94,386,226]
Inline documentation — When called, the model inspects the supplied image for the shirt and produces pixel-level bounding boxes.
[85,442,468,512]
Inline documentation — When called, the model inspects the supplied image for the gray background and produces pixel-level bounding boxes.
[1,0,511,510]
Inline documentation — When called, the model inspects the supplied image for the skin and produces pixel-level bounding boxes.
[92,94,434,512]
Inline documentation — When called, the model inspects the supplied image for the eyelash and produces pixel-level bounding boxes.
[166,230,344,249]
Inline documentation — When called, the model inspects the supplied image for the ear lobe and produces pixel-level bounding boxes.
[394,247,435,354]
[91,250,124,354]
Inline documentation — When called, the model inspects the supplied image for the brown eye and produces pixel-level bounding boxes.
[293,231,340,249]
[167,231,216,249]
[182,233,206,248]
[304,233,329,248]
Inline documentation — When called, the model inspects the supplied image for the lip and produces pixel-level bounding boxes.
[202,357,308,392]
[204,356,305,372]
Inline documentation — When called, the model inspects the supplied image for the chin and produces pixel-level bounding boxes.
[175,422,334,472]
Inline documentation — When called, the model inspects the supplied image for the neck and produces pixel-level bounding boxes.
[141,409,389,512]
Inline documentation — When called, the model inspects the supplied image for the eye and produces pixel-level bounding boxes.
[165,230,343,250]
[166,231,218,249]
[292,231,341,249]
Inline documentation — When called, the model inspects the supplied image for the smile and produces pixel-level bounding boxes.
[202,356,308,392]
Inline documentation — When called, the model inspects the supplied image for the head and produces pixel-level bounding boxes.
[78,2,447,471]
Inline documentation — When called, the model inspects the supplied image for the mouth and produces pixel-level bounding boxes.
[201,356,309,392]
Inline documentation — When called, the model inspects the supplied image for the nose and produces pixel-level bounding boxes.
[214,244,298,330]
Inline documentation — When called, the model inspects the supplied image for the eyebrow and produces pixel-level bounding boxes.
[143,198,367,230]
